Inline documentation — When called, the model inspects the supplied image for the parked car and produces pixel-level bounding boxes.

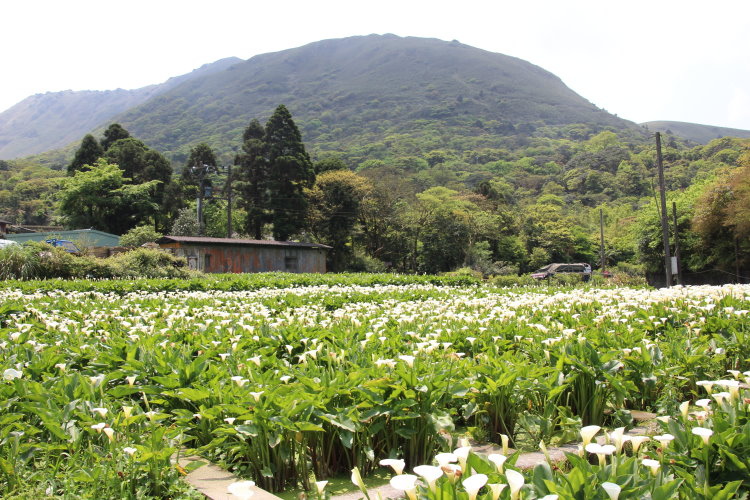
[531,263,592,280]
[45,239,81,254]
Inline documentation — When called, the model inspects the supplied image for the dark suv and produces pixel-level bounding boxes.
[531,263,591,280]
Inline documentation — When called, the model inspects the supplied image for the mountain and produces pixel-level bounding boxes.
[0,57,241,159]
[642,121,750,144]
[111,34,641,163]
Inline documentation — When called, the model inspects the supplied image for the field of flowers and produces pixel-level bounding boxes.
[1,276,749,499]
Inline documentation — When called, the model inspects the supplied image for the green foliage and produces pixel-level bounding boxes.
[265,105,315,241]
[100,123,131,150]
[170,207,200,236]
[68,134,104,175]
[58,159,160,234]
[0,242,189,280]
[119,225,163,247]
[235,119,268,239]
[306,170,372,271]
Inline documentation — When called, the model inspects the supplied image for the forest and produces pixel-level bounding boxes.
[1,104,748,282]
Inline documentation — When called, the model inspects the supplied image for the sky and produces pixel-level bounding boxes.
[2,0,750,129]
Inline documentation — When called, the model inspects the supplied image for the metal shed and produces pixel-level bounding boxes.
[156,236,330,274]
[5,229,120,247]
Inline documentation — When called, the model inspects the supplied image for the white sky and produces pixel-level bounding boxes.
[2,0,750,129]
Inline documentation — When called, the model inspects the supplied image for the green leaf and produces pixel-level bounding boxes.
[651,479,682,500]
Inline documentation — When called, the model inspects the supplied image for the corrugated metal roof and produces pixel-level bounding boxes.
[157,235,331,250]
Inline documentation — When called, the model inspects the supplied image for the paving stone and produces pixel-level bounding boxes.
[179,456,283,500]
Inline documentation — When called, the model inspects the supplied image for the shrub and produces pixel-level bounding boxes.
[106,248,191,279]
[119,225,163,247]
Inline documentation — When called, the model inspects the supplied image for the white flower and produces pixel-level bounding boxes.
[501,434,510,455]
[315,480,328,495]
[103,427,115,441]
[488,483,506,500]
[487,453,507,473]
[453,445,471,468]
[3,368,22,380]
[91,422,106,433]
[610,427,629,454]
[413,465,443,492]
[462,473,488,500]
[695,398,711,409]
[123,446,137,456]
[629,435,650,453]
[506,469,525,500]
[249,391,264,402]
[692,427,713,445]
[696,380,715,394]
[654,434,675,450]
[351,467,367,492]
[390,474,418,500]
[224,417,236,425]
[679,401,690,419]
[380,458,406,474]
[434,453,457,466]
[231,376,248,387]
[122,406,133,418]
[227,480,255,499]
[601,482,621,500]
[398,355,415,367]
[91,407,108,418]
[580,425,600,447]
[642,458,660,475]
[125,375,137,386]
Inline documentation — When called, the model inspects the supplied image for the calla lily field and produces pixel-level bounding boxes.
[0,274,749,499]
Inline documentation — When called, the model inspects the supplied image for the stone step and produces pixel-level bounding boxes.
[179,455,283,500]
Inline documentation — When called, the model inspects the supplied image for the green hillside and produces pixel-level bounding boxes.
[642,120,750,144]
[113,34,643,163]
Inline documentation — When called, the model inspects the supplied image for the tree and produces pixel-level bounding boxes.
[120,225,163,247]
[58,159,159,234]
[68,134,104,175]
[171,207,200,236]
[314,154,349,174]
[306,170,372,271]
[104,137,174,231]
[100,123,131,151]
[264,105,315,241]
[235,120,268,239]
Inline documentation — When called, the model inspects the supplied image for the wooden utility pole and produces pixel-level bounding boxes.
[656,133,673,287]
[672,201,682,285]
[599,208,606,274]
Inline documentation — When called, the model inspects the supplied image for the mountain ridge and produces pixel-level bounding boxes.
[106,34,641,163]
[642,120,750,144]
[0,57,241,159]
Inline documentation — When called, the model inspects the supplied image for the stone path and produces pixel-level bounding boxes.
[181,410,659,500]
[179,455,283,500]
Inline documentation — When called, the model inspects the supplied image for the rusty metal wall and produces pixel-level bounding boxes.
[159,243,326,274]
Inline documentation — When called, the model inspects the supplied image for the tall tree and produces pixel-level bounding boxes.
[58,159,159,234]
[264,105,315,241]
[306,170,372,271]
[100,123,131,151]
[235,120,268,239]
[68,134,104,175]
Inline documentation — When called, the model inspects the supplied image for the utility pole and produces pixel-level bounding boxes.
[226,163,233,238]
[656,133,673,287]
[672,201,682,285]
[599,208,605,274]
[191,162,214,236]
